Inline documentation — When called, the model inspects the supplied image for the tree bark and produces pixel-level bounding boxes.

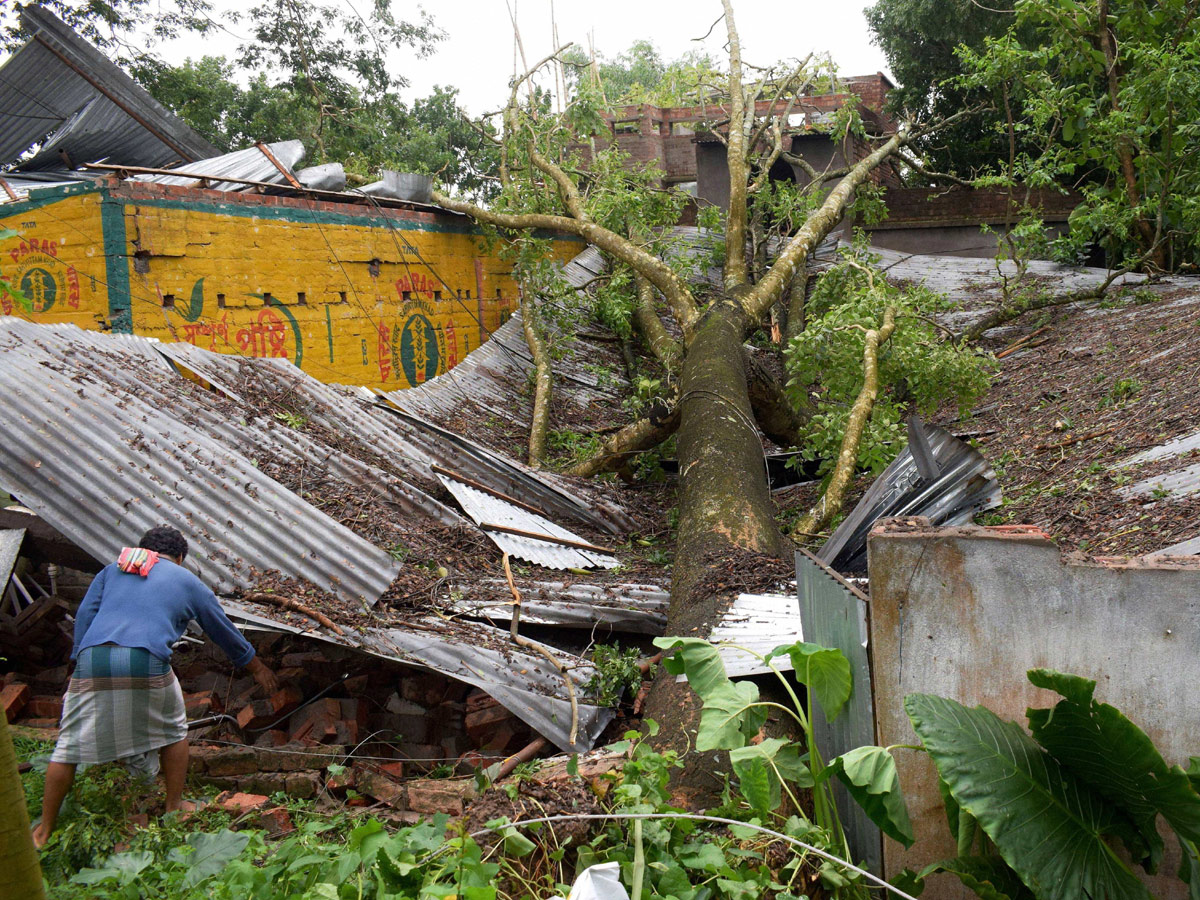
[522,291,553,469]
[745,351,806,447]
[633,273,681,369]
[643,298,790,785]
[795,307,896,535]
[0,712,45,900]
[567,404,680,479]
[1097,0,1160,265]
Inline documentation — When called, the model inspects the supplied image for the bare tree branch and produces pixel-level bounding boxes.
[721,0,751,290]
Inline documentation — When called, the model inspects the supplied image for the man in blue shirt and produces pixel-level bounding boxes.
[32,526,278,848]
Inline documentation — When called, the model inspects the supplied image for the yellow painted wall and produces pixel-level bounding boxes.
[0,181,582,390]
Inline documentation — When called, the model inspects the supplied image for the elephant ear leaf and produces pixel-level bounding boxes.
[654,637,766,750]
[825,745,914,848]
[920,856,1037,900]
[906,693,1152,900]
[1027,668,1200,872]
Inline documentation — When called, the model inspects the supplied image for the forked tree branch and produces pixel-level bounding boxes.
[744,128,908,321]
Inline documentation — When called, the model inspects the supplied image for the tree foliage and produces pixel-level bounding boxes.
[786,245,994,478]
[959,0,1200,271]
[561,40,723,107]
[864,0,1020,177]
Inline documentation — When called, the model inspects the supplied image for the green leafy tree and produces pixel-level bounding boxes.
[0,0,216,57]
[864,0,1021,177]
[562,40,723,107]
[434,2,976,780]
[959,0,1200,271]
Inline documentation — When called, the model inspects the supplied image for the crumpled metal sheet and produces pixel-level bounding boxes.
[0,322,400,604]
[0,7,218,171]
[0,317,463,530]
[221,598,611,753]
[706,593,803,678]
[134,140,306,193]
[296,163,347,192]
[435,472,619,571]
[818,417,1002,573]
[451,579,668,633]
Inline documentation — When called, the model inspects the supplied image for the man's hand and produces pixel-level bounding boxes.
[246,656,279,695]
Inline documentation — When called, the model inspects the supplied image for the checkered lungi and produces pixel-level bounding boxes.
[50,644,187,766]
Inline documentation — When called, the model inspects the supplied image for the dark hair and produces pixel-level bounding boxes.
[138,525,188,561]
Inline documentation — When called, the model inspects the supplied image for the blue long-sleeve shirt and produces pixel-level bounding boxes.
[73,559,255,668]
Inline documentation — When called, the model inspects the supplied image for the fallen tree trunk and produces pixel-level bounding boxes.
[642,297,791,794]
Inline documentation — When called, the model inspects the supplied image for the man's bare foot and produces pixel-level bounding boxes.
[31,822,51,850]
[165,799,198,813]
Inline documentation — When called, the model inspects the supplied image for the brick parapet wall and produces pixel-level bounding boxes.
[877,186,1080,229]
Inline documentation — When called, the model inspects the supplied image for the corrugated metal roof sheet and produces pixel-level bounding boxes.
[0,6,218,171]
[221,598,612,752]
[0,320,400,604]
[134,140,307,193]
[435,472,619,570]
[819,417,1002,573]
[706,593,804,678]
[0,528,24,597]
[451,579,668,632]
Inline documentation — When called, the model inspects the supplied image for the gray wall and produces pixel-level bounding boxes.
[867,521,1200,899]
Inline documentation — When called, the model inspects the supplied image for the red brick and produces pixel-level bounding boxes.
[406,779,476,816]
[1,683,30,720]
[253,806,294,835]
[354,767,406,807]
[377,760,405,780]
[215,791,270,814]
[201,744,258,777]
[465,704,515,744]
[268,685,303,717]
[237,699,276,731]
[326,767,356,794]
[17,717,58,729]
[25,695,62,718]
[284,772,320,798]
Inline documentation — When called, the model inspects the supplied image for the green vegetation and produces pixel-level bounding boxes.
[786,245,995,479]
[906,669,1200,900]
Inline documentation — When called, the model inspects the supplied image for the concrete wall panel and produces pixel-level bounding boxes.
[867,521,1200,899]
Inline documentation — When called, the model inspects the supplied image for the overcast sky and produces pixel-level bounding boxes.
[157,0,892,115]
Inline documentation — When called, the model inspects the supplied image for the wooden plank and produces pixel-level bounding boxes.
[796,550,882,875]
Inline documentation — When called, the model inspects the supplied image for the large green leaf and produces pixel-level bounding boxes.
[1027,667,1200,871]
[825,745,914,847]
[177,829,251,887]
[654,637,767,750]
[920,856,1036,900]
[729,738,814,813]
[905,693,1152,900]
[695,681,766,750]
[766,641,853,721]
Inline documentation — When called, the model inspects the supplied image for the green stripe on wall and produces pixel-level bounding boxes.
[99,190,133,333]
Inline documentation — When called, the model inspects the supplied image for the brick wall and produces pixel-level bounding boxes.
[877,186,1080,229]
